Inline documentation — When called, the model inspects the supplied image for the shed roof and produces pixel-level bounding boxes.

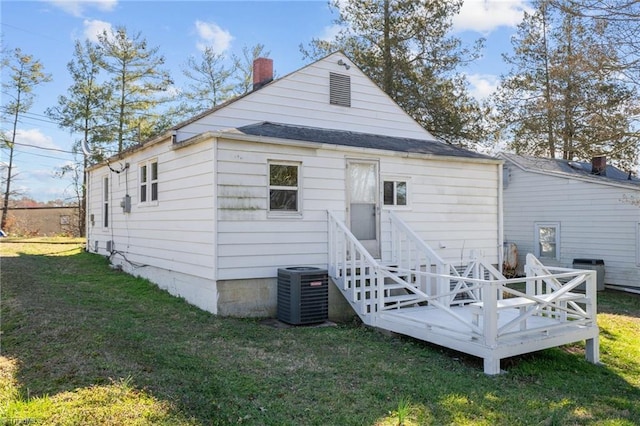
[236,122,494,160]
[499,152,640,188]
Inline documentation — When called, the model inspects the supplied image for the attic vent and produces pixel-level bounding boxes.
[330,72,351,107]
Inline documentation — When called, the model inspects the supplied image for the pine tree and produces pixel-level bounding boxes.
[1,48,51,229]
[46,40,112,236]
[98,26,172,152]
[302,0,486,147]
[182,46,236,112]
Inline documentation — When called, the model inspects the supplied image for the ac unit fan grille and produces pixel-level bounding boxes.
[277,267,328,325]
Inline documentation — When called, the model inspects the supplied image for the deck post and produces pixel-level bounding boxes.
[585,335,600,364]
[483,356,501,375]
[585,271,600,365]
[483,280,499,349]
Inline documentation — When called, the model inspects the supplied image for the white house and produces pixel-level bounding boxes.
[86,52,502,317]
[86,53,602,374]
[500,152,640,291]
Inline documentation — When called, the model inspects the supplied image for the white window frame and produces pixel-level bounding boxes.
[103,176,109,228]
[139,159,158,206]
[268,161,302,217]
[535,222,560,260]
[382,177,410,209]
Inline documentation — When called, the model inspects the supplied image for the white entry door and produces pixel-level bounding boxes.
[347,160,380,258]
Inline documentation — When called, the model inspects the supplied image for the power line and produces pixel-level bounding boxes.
[11,142,74,154]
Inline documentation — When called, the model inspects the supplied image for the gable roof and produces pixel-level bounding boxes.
[499,152,640,189]
[235,122,493,160]
[173,51,436,143]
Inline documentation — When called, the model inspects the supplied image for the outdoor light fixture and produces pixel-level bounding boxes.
[337,59,350,70]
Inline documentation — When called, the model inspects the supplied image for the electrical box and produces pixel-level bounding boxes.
[120,195,131,213]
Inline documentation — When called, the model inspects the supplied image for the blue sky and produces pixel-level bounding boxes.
[1,0,531,202]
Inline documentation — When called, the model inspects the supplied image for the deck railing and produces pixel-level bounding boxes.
[328,211,431,319]
[328,211,597,346]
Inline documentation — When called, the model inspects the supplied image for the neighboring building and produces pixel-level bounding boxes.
[5,206,81,237]
[500,152,640,290]
[86,52,503,318]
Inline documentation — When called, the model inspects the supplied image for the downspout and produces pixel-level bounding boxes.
[497,162,504,273]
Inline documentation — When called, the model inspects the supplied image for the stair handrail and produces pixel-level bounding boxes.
[327,210,378,266]
[328,211,430,316]
[388,210,446,266]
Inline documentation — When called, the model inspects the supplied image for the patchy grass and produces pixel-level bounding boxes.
[1,239,640,425]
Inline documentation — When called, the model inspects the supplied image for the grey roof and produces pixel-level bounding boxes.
[500,152,640,187]
[236,122,494,160]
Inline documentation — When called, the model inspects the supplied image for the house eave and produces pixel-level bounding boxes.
[86,131,173,172]
[500,153,640,192]
[215,130,502,165]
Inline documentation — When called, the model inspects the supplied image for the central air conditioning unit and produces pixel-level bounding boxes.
[277,267,328,325]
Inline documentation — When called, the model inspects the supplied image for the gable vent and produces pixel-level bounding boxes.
[330,72,351,107]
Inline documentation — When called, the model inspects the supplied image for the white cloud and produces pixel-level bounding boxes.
[319,24,344,42]
[466,73,499,100]
[13,128,61,151]
[453,0,532,34]
[194,20,233,54]
[83,19,112,42]
[48,0,117,18]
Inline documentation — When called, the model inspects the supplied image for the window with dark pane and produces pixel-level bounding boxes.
[103,177,109,228]
[150,161,158,201]
[383,180,408,206]
[269,163,299,212]
[140,164,147,203]
[383,181,394,205]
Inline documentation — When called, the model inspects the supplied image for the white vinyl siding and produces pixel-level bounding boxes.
[87,138,216,281]
[502,161,640,288]
[176,53,434,143]
[215,137,501,280]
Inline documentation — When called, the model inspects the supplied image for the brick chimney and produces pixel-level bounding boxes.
[253,57,273,91]
[591,156,607,176]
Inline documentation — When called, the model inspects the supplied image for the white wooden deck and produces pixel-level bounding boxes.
[374,304,598,374]
[328,211,600,375]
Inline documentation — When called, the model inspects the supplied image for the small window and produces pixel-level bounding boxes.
[330,72,351,107]
[535,223,560,260]
[150,161,158,201]
[383,180,407,206]
[103,176,109,228]
[139,160,158,205]
[140,164,147,203]
[269,162,300,214]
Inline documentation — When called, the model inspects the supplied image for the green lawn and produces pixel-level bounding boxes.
[1,239,639,425]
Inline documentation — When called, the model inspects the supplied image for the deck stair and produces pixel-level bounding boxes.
[327,210,600,375]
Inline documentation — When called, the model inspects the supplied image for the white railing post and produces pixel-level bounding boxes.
[483,280,499,348]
